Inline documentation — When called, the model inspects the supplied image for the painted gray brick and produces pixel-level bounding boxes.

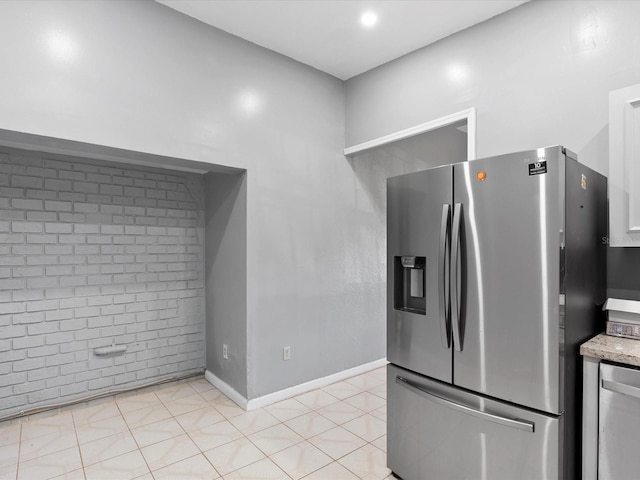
[0,149,205,417]
[58,276,85,287]
[101,305,125,315]
[59,213,85,222]
[87,316,112,328]
[26,322,56,336]
[134,216,156,226]
[100,184,123,196]
[13,357,46,372]
[74,306,101,318]
[45,179,72,191]
[26,234,57,244]
[113,236,135,245]
[45,288,75,300]
[68,263,95,273]
[45,200,72,212]
[45,309,74,321]
[27,346,60,359]
[45,266,74,276]
[26,299,59,312]
[60,362,87,376]
[0,278,24,290]
[59,318,87,331]
[45,222,73,233]
[73,182,99,194]
[45,245,73,255]
[45,331,75,345]
[88,377,114,391]
[46,353,76,368]
[25,189,57,200]
[11,175,43,189]
[46,373,76,388]
[13,266,44,277]
[12,311,45,324]
[75,202,99,213]
[87,296,113,307]
[112,176,134,187]
[74,286,101,298]
[11,221,42,233]
[0,373,27,388]
[12,334,45,351]
[27,211,57,222]
[59,234,86,244]
[100,285,125,295]
[0,233,25,243]
[59,341,87,354]
[59,190,86,201]
[25,386,59,404]
[86,172,110,183]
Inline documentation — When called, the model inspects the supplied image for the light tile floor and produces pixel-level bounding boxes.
[0,367,391,480]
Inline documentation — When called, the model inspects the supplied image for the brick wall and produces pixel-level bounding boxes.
[0,148,205,417]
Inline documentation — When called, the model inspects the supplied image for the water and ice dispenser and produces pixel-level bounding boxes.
[394,256,426,315]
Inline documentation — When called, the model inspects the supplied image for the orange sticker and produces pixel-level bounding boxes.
[476,171,487,181]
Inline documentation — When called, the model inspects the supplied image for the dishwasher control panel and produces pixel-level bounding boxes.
[606,321,640,339]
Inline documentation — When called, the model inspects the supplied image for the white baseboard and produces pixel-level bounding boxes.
[204,370,248,410]
[204,357,387,412]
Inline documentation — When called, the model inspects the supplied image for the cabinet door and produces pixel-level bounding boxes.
[609,84,640,246]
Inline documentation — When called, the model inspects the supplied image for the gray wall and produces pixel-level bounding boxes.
[0,0,376,401]
[345,0,640,300]
[205,172,247,397]
[0,147,205,416]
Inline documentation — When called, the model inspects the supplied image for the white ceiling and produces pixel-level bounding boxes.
[156,0,528,80]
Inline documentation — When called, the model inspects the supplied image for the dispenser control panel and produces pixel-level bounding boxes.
[394,256,426,315]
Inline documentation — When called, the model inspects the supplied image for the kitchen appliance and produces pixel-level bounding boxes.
[387,146,606,480]
[598,362,640,480]
[604,298,640,339]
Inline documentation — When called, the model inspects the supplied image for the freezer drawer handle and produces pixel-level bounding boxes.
[396,376,535,433]
[439,204,451,348]
[602,379,640,400]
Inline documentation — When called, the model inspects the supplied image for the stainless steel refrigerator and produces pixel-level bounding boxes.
[386,146,606,480]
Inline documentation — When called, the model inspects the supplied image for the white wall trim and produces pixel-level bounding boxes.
[205,358,388,411]
[204,370,249,410]
[344,107,477,161]
[247,358,388,411]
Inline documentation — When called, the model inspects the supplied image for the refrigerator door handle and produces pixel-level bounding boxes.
[439,204,451,348]
[602,379,640,400]
[396,376,535,433]
[450,203,463,351]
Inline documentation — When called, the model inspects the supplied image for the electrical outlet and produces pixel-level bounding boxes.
[283,346,291,361]
[223,344,229,360]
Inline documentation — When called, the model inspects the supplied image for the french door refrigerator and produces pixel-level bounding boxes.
[387,146,606,480]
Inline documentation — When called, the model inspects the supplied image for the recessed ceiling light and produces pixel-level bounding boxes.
[45,29,78,63]
[360,11,378,28]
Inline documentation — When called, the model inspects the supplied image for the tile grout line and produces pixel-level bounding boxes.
[5,370,390,480]
[70,408,85,480]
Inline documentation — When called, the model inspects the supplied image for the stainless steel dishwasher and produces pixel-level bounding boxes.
[599,362,640,479]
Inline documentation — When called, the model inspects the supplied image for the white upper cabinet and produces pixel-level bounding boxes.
[609,84,640,247]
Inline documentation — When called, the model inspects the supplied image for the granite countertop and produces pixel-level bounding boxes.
[580,333,640,367]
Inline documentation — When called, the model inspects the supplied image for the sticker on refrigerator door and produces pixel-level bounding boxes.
[581,174,587,190]
[528,161,547,176]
